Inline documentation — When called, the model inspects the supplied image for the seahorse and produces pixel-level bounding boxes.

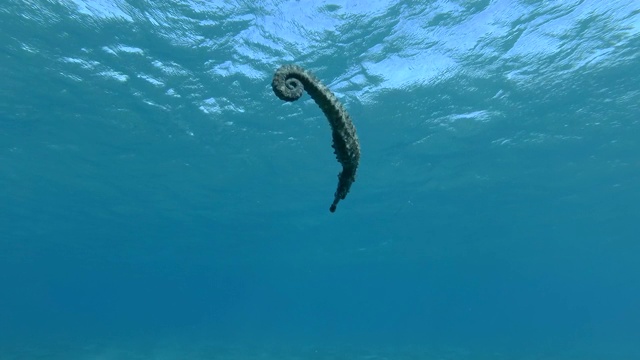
[272,64,361,213]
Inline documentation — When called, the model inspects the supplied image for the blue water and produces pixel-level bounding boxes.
[1,0,639,359]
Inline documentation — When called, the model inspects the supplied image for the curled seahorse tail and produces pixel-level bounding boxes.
[272,64,361,212]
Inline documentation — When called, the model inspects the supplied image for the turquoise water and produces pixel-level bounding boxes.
[1,0,639,358]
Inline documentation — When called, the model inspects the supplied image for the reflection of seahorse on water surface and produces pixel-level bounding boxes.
[272,64,361,213]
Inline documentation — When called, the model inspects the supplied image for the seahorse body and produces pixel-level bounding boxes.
[272,64,361,213]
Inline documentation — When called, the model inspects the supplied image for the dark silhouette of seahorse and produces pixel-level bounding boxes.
[272,64,360,213]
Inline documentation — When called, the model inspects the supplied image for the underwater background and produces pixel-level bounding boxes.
[1,0,639,359]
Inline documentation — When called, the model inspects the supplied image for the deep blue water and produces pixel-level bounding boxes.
[1,0,639,359]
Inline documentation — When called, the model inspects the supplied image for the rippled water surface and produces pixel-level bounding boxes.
[1,1,639,359]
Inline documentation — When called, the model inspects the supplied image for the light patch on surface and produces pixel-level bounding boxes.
[363,52,457,89]
[166,88,180,97]
[142,99,168,110]
[60,57,100,70]
[102,45,144,55]
[116,45,144,54]
[139,74,164,87]
[210,61,262,79]
[152,60,190,76]
[20,43,37,53]
[64,0,133,22]
[199,98,221,114]
[448,111,493,123]
[98,70,129,82]
[573,47,615,69]
[60,72,83,82]
[492,133,583,147]
[198,96,246,116]
[101,46,117,56]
